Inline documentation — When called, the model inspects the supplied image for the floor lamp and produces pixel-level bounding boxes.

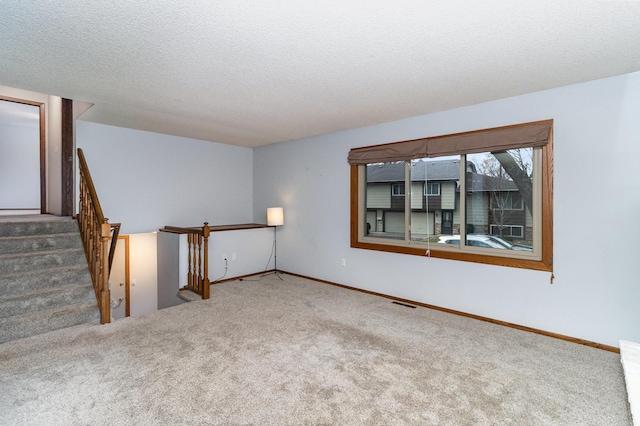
[264,207,284,280]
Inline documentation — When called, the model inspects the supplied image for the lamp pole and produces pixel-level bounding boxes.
[263,207,284,280]
[272,225,282,279]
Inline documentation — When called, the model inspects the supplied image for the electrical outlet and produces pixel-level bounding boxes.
[223,253,228,261]
[232,252,237,261]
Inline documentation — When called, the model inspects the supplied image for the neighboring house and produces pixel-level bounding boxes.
[365,158,531,243]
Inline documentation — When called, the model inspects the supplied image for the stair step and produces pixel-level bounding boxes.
[0,217,102,345]
[0,283,96,319]
[178,289,202,302]
[0,302,100,344]
[0,218,79,237]
[0,248,88,275]
[0,265,91,297]
[0,232,83,255]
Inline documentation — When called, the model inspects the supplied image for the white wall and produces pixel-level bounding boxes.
[76,121,254,234]
[109,233,159,318]
[207,227,275,281]
[77,122,256,313]
[0,113,40,208]
[253,71,640,348]
[128,232,158,317]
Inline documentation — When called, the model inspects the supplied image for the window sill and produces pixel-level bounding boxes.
[351,239,552,272]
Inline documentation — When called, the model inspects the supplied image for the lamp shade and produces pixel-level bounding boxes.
[267,207,284,226]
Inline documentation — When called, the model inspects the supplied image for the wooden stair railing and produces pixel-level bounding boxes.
[161,223,210,299]
[77,148,121,324]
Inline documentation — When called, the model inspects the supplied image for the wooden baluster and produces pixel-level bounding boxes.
[191,234,196,293]
[202,223,210,299]
[197,234,203,294]
[195,234,199,292]
[188,234,193,292]
[193,234,198,293]
[192,235,197,292]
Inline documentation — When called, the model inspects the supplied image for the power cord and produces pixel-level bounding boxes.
[211,258,228,284]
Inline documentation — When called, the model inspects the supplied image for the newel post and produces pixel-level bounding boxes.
[202,222,210,300]
[100,221,112,323]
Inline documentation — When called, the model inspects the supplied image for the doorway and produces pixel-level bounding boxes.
[109,235,130,320]
[0,97,45,214]
[441,210,453,235]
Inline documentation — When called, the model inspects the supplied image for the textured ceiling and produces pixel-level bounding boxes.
[1,1,640,148]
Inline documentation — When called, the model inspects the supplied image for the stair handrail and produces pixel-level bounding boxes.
[77,148,121,324]
[160,223,211,299]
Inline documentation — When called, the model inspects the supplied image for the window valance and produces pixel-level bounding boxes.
[347,120,552,165]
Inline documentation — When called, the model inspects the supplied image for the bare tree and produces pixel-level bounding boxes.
[477,148,533,217]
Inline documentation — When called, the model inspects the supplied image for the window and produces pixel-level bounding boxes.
[490,192,523,210]
[425,182,440,196]
[348,120,553,272]
[391,183,405,196]
[490,224,524,238]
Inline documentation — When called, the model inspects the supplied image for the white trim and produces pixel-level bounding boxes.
[424,182,440,196]
[391,183,405,196]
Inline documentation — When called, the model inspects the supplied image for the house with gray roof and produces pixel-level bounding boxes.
[365,158,531,241]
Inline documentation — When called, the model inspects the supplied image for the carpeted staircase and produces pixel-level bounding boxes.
[0,217,100,344]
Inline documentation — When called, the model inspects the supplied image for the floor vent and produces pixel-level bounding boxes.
[392,301,416,309]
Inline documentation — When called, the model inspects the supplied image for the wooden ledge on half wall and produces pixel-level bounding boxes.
[160,223,269,234]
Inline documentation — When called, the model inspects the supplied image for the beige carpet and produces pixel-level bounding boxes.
[0,274,632,425]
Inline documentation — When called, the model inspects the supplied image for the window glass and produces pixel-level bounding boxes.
[409,157,459,242]
[425,183,440,196]
[466,148,534,251]
[365,161,405,240]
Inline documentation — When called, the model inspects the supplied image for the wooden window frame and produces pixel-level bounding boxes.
[350,121,553,272]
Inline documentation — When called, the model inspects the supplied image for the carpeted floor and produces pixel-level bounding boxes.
[0,274,632,425]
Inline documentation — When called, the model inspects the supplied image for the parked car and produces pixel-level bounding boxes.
[437,234,532,251]
[483,235,533,251]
